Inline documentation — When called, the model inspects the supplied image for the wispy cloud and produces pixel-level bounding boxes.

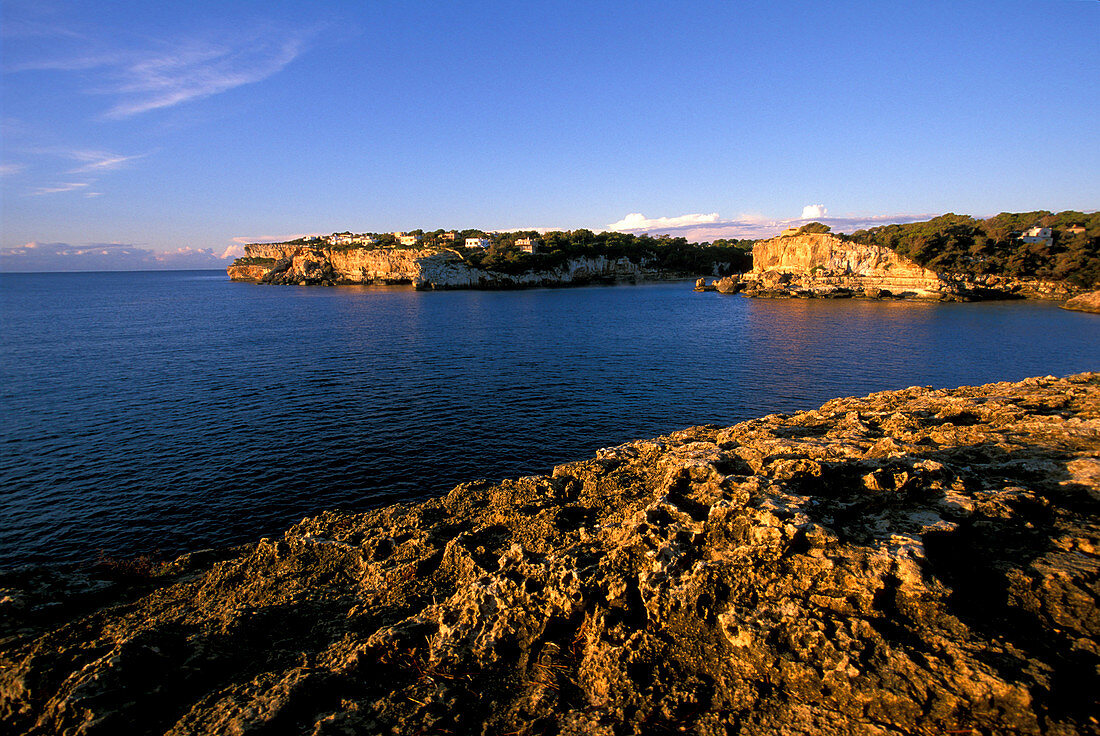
[6,24,313,120]
[0,241,234,272]
[606,209,938,240]
[10,148,146,194]
[65,150,146,173]
[28,181,91,195]
[100,36,307,119]
[0,163,26,177]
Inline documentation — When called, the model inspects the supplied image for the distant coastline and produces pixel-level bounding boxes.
[228,211,1099,296]
[227,229,751,289]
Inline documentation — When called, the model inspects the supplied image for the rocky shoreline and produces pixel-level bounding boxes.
[3,374,1099,735]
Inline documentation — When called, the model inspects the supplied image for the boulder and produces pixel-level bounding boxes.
[1062,290,1100,314]
[713,276,743,294]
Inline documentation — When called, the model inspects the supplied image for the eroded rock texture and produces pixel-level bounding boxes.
[227,244,672,290]
[728,233,1083,301]
[2,375,1099,735]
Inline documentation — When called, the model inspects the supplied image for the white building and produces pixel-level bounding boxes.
[516,237,540,253]
[466,237,491,248]
[1021,226,1053,246]
[398,234,421,246]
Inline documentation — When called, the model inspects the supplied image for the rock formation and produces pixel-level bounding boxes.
[1063,290,1100,314]
[2,374,1099,735]
[227,244,678,290]
[738,233,953,300]
[716,232,1085,302]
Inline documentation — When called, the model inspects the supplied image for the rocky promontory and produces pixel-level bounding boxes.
[228,244,682,289]
[3,374,1100,734]
[1063,290,1100,314]
[707,232,1084,301]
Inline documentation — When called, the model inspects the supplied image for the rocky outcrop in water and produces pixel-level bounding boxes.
[735,233,948,299]
[1063,290,1100,314]
[227,244,678,289]
[2,374,1099,735]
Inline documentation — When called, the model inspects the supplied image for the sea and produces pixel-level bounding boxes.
[2,270,1098,569]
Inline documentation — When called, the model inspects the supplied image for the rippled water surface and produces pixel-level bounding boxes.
[2,270,1098,567]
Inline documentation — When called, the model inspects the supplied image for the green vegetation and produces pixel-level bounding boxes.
[798,222,833,235]
[234,256,277,266]
[243,230,751,276]
[460,230,752,276]
[850,211,1100,287]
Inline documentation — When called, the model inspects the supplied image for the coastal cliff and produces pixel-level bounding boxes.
[228,244,679,289]
[736,233,956,299]
[709,232,1083,301]
[3,374,1099,735]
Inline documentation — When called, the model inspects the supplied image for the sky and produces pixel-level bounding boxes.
[1,0,1097,271]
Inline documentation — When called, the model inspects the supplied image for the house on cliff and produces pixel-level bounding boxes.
[516,238,539,253]
[466,237,490,248]
[1021,226,1053,246]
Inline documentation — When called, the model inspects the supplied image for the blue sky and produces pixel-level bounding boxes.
[2,0,1097,270]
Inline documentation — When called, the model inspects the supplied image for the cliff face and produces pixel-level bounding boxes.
[743,233,950,299]
[229,244,674,289]
[726,233,1084,301]
[3,374,1099,735]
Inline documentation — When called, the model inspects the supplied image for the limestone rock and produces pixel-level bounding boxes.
[2,374,1099,735]
[734,233,1086,302]
[713,276,743,294]
[742,233,949,299]
[1063,290,1100,314]
[228,244,685,289]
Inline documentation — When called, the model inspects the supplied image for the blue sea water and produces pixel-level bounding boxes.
[1,270,1098,568]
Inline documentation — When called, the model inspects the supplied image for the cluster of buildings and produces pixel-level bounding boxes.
[1019,224,1085,247]
[307,231,542,253]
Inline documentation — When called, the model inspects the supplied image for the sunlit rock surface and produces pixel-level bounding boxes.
[227,244,674,289]
[741,233,949,299]
[2,374,1099,735]
[725,232,1084,301]
[1063,290,1100,314]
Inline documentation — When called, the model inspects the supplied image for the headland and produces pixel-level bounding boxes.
[696,212,1098,302]
[227,231,751,289]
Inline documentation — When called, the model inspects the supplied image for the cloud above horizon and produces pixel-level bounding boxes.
[605,210,937,240]
[28,181,91,195]
[0,241,233,272]
[65,149,146,173]
[7,26,311,120]
[608,212,721,231]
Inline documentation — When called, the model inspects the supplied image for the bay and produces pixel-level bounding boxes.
[1,270,1097,568]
